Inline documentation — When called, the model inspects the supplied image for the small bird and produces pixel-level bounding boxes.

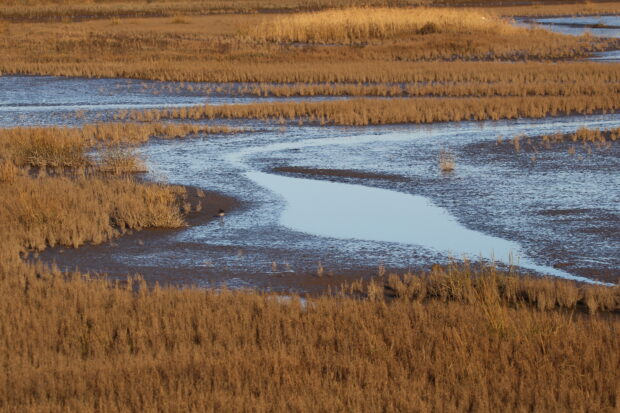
[215,209,225,218]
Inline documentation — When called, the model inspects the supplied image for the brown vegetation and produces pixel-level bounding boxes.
[373,262,620,313]
[504,126,619,154]
[126,95,619,125]
[249,7,520,43]
[97,145,148,175]
[0,123,227,260]
[1,0,619,23]
[0,123,240,169]
[543,126,620,144]
[0,8,616,83]
[180,73,619,98]
[0,174,186,257]
[490,1,620,18]
[0,260,618,412]
[1,3,619,410]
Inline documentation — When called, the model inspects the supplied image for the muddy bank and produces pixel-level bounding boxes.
[38,115,620,288]
[272,166,408,182]
[39,186,240,278]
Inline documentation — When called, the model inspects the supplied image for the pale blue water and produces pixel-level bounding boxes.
[2,74,617,287]
[516,15,620,61]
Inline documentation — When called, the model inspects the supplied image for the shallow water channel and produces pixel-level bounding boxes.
[517,14,620,61]
[27,108,619,289]
[4,14,620,289]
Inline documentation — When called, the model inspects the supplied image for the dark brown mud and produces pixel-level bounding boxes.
[272,166,408,182]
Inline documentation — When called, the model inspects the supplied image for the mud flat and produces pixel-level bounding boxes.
[39,113,620,289]
[2,53,617,290]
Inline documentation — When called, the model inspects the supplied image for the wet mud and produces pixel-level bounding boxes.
[272,166,409,182]
[4,15,620,291]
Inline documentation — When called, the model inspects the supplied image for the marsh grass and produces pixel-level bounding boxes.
[4,128,89,169]
[0,158,18,183]
[0,3,619,409]
[0,259,618,412]
[376,262,620,312]
[171,13,189,24]
[98,145,147,175]
[127,95,619,126]
[251,7,519,44]
[0,124,201,256]
[0,174,186,254]
[0,123,242,169]
[506,127,619,154]
[186,76,619,98]
[1,1,620,23]
[1,10,616,83]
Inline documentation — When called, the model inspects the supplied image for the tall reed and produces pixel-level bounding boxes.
[127,95,619,126]
[0,259,617,412]
[250,7,519,43]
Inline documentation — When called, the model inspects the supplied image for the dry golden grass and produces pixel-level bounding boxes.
[0,158,18,183]
[97,145,148,175]
[375,262,620,313]
[250,7,520,43]
[0,124,207,259]
[0,127,89,169]
[504,127,619,154]
[0,123,241,169]
[127,95,619,125]
[0,3,619,410]
[120,61,617,99]
[170,13,190,24]
[547,126,620,144]
[0,259,618,412]
[5,59,618,86]
[0,174,186,254]
[0,9,615,82]
[2,0,619,23]
[0,0,290,22]
[191,71,619,98]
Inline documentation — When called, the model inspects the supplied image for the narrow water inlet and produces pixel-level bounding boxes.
[514,15,620,62]
[245,171,605,284]
[4,73,616,286]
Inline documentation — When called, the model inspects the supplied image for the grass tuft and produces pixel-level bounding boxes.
[439,148,456,172]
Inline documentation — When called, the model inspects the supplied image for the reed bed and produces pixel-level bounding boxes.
[490,1,620,18]
[2,1,619,23]
[542,126,620,144]
[0,3,618,410]
[0,123,240,169]
[0,0,289,22]
[97,146,148,175]
[154,62,619,96]
[0,259,618,412]
[376,262,620,312]
[1,11,615,83]
[250,7,520,43]
[126,95,619,125]
[5,60,618,85]
[0,174,186,256]
[0,123,211,257]
[193,78,619,98]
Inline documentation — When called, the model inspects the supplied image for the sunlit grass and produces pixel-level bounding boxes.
[126,95,619,126]
[250,7,520,44]
[0,259,617,411]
